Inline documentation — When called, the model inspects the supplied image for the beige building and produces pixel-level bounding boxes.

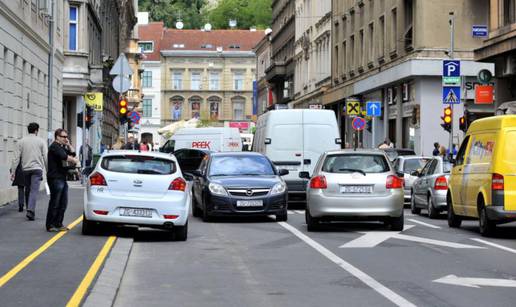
[293,0,332,108]
[160,29,264,127]
[325,0,493,155]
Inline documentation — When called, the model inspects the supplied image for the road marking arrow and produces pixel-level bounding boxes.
[339,225,484,249]
[433,275,516,288]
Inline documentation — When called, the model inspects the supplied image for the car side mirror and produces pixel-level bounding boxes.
[278,169,289,176]
[299,171,310,179]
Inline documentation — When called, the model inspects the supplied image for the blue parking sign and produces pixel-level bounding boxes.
[443,60,460,77]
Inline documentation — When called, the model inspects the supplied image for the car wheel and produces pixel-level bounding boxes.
[447,194,462,228]
[202,199,212,223]
[305,208,320,231]
[174,221,188,241]
[82,214,96,235]
[478,202,496,237]
[390,210,404,231]
[276,211,288,222]
[192,197,202,217]
[427,196,438,219]
[410,192,421,215]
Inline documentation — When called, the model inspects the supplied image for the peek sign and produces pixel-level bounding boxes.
[475,85,494,104]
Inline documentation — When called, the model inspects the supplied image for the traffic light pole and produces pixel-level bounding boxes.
[449,12,455,159]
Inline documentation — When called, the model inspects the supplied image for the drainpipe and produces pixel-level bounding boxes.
[47,0,55,144]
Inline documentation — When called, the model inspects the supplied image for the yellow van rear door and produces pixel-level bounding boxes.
[502,130,516,211]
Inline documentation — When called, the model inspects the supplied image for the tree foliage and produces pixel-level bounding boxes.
[208,0,272,29]
[138,0,207,29]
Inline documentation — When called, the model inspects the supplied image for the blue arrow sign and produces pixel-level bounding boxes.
[442,86,461,104]
[366,101,382,117]
[443,60,460,77]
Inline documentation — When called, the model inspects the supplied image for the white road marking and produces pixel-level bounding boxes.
[407,219,441,229]
[294,210,304,214]
[433,274,516,288]
[278,222,416,307]
[471,238,516,254]
[287,210,295,215]
[340,225,484,249]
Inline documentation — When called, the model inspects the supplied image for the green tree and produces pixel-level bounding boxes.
[138,0,208,29]
[208,0,272,29]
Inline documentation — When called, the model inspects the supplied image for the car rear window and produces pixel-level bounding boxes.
[443,161,452,173]
[101,155,176,175]
[322,154,390,174]
[403,158,430,174]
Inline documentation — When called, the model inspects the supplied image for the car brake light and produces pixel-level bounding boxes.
[90,172,107,186]
[164,215,179,219]
[492,173,504,191]
[169,178,186,191]
[310,175,327,189]
[93,210,109,215]
[386,175,404,189]
[434,176,448,190]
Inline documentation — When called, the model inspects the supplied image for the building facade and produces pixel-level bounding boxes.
[160,29,264,128]
[293,0,332,108]
[0,0,64,205]
[254,33,272,115]
[266,0,296,108]
[324,0,493,155]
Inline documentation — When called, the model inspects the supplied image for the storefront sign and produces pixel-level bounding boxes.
[84,92,103,111]
[229,122,250,130]
[475,85,494,104]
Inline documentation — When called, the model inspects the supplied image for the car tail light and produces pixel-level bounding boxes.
[434,176,448,190]
[386,175,404,189]
[492,173,504,191]
[310,175,327,189]
[93,210,109,215]
[169,178,186,191]
[90,172,107,186]
[164,215,179,219]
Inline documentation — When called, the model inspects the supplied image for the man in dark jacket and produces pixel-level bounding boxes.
[46,128,78,232]
[123,135,139,150]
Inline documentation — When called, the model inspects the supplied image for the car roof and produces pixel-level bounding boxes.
[101,150,176,160]
[210,151,264,157]
[325,149,387,155]
[397,155,432,160]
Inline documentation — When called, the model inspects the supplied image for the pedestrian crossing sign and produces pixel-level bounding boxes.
[442,86,461,104]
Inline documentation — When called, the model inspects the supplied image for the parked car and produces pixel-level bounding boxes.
[381,148,416,162]
[191,152,289,222]
[160,127,242,153]
[410,156,452,218]
[253,109,341,202]
[173,148,211,175]
[392,156,431,202]
[301,150,405,231]
[447,115,516,236]
[83,151,190,241]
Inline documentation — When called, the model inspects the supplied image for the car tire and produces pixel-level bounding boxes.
[202,199,212,223]
[427,196,438,219]
[390,211,404,231]
[411,192,421,215]
[305,208,320,231]
[447,194,462,228]
[478,202,496,237]
[192,197,202,218]
[82,214,96,235]
[174,222,188,241]
[276,211,288,222]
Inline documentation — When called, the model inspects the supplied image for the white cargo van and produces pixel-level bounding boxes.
[160,127,242,153]
[253,109,341,202]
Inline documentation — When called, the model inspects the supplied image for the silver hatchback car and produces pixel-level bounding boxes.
[301,150,405,231]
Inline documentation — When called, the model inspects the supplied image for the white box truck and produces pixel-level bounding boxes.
[253,109,341,202]
[160,127,242,153]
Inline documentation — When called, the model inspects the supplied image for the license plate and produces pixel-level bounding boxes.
[340,185,373,194]
[236,200,263,208]
[120,208,153,218]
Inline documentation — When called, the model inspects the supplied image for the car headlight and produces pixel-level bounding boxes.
[209,183,228,196]
[270,182,286,195]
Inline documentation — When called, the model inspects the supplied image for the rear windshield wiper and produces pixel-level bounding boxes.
[137,169,166,174]
[338,168,366,176]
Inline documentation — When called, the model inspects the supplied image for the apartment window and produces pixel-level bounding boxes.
[505,0,516,25]
[172,71,182,90]
[232,98,245,120]
[350,11,355,33]
[234,71,244,91]
[191,72,201,90]
[350,35,355,71]
[391,8,398,52]
[190,96,202,119]
[404,0,414,49]
[368,22,374,62]
[209,71,220,90]
[170,96,184,120]
[342,41,347,73]
[142,71,152,88]
[334,45,340,77]
[142,98,152,117]
[138,42,154,53]
[379,16,385,57]
[359,29,364,67]
[69,6,78,51]
[208,96,221,120]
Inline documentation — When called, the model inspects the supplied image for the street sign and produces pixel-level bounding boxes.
[477,69,493,84]
[128,111,141,123]
[352,117,366,131]
[366,101,382,117]
[346,100,361,115]
[443,86,461,104]
[84,92,103,111]
[475,85,494,104]
[443,60,460,77]
[110,53,133,76]
[442,76,461,87]
[472,25,488,38]
[112,76,131,93]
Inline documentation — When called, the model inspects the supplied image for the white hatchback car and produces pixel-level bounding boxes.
[83,150,190,240]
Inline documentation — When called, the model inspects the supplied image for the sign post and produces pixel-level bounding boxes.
[366,101,382,148]
[110,53,133,143]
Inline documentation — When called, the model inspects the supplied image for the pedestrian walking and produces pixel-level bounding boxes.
[123,135,139,150]
[439,145,447,158]
[10,160,25,212]
[432,142,440,156]
[11,122,47,221]
[46,128,79,232]
[112,137,125,150]
[139,140,150,151]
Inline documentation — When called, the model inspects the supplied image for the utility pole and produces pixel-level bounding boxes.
[448,11,455,158]
[47,0,55,144]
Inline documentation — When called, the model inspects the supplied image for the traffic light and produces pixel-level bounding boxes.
[85,106,94,129]
[119,97,128,123]
[441,107,452,133]
[459,115,467,132]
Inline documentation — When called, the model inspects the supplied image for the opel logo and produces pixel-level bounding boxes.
[133,180,143,184]
[246,189,254,196]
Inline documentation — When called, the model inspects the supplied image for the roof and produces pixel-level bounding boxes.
[161,29,265,52]
[325,149,387,155]
[468,115,516,132]
[210,152,264,157]
[138,22,165,61]
[101,150,176,160]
